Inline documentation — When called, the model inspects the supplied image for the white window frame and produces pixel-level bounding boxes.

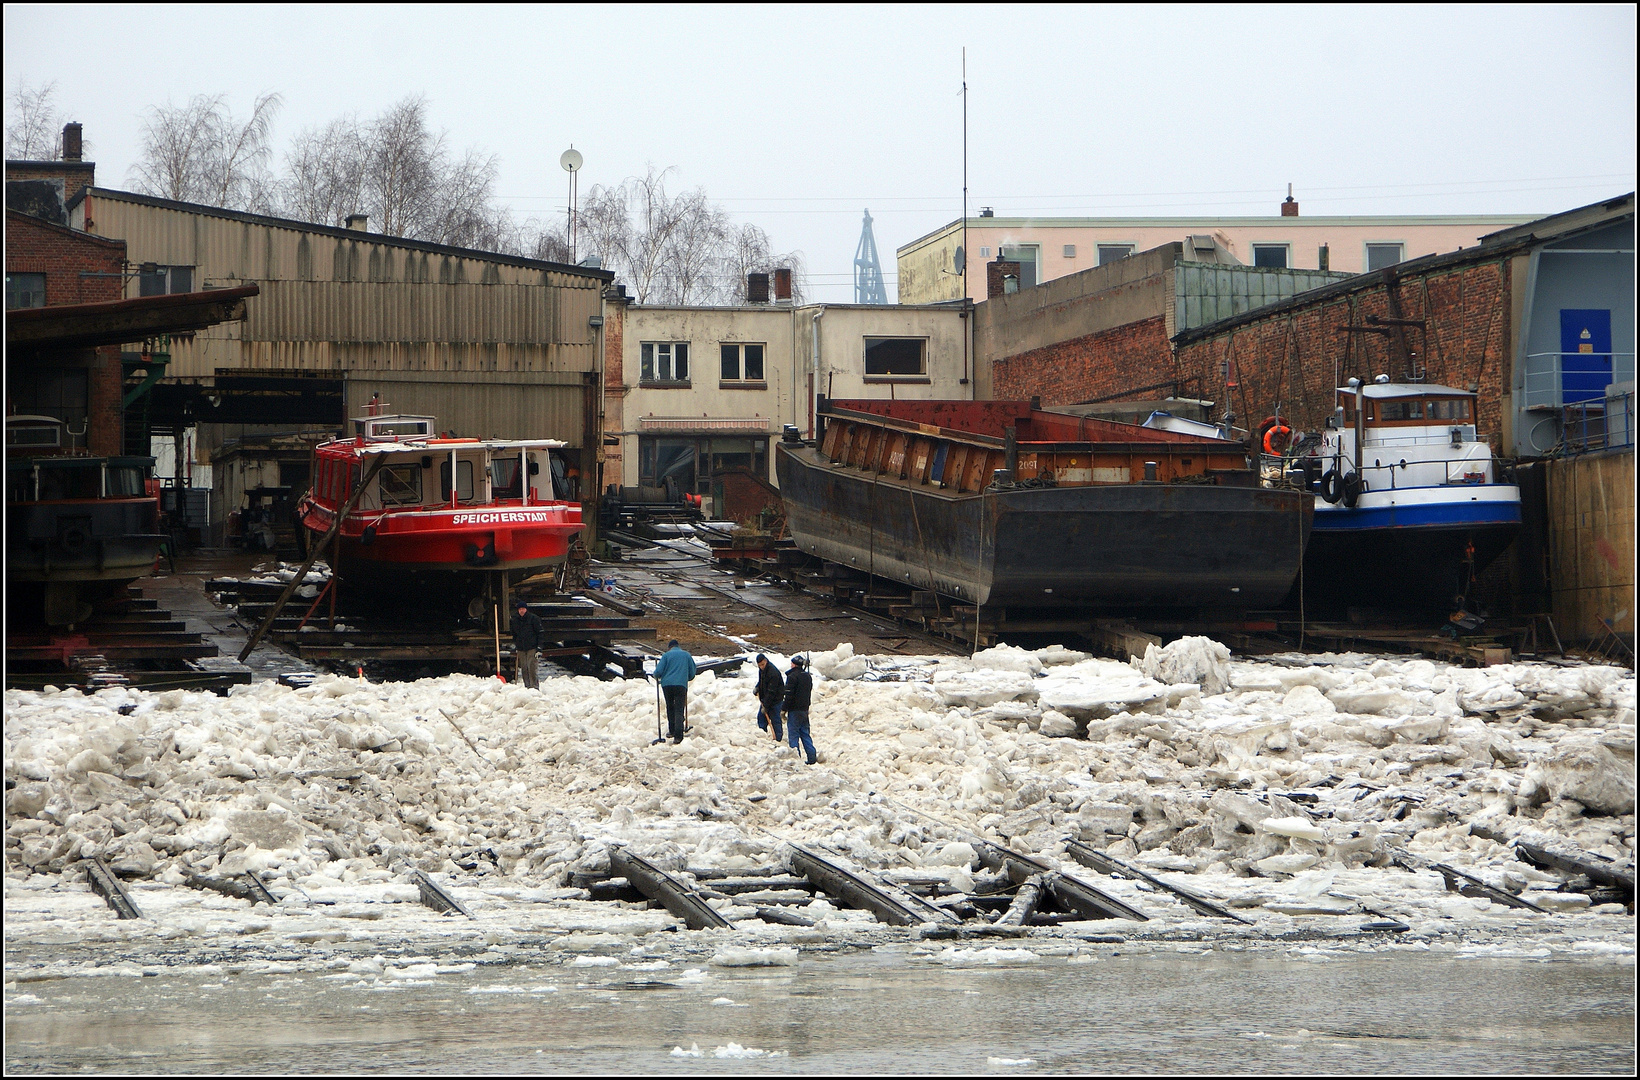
[719,342,768,385]
[1096,243,1138,267]
[640,341,691,384]
[863,336,929,380]
[999,244,1041,289]
[1251,243,1291,269]
[1364,241,1406,273]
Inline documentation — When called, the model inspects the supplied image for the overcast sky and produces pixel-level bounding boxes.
[6,4,1636,301]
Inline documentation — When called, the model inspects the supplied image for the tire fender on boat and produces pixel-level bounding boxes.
[361,524,378,545]
[1341,471,1362,508]
[1320,469,1344,504]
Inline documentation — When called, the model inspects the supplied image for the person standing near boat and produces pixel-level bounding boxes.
[512,602,544,689]
[783,655,817,765]
[754,653,784,742]
[653,639,698,744]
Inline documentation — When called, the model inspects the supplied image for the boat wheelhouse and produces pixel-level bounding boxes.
[296,413,583,600]
[6,414,163,626]
[1290,379,1521,609]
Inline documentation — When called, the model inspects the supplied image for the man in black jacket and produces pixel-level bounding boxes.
[753,653,784,742]
[512,602,544,689]
[782,655,816,765]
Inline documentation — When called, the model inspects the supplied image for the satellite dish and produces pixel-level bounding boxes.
[560,148,583,173]
[953,246,966,274]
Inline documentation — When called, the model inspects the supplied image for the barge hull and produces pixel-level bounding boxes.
[777,443,1310,611]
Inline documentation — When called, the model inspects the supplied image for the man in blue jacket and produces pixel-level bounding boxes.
[652,639,697,744]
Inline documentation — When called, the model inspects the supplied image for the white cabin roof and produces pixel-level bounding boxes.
[1336,382,1474,399]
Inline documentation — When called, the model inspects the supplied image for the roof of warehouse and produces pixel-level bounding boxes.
[1172,193,1635,347]
[74,187,615,281]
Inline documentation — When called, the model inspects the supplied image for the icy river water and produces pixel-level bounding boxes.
[5,947,1633,1074]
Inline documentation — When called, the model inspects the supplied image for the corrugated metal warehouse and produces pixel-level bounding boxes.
[65,187,615,539]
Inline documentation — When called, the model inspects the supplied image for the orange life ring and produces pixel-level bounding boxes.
[1262,422,1292,455]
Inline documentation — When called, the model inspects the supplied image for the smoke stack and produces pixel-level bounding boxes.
[62,122,83,163]
[747,272,770,304]
[773,267,792,303]
[345,213,369,232]
[1281,183,1298,217]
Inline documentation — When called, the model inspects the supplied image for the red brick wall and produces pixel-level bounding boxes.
[992,315,1172,405]
[5,209,126,304]
[4,160,97,205]
[1174,259,1512,448]
[6,209,129,456]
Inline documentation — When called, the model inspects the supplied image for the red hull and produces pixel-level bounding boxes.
[301,502,582,572]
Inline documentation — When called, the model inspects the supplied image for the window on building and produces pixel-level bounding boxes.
[6,272,46,309]
[10,368,88,432]
[1366,243,1405,272]
[720,343,766,383]
[378,463,423,505]
[979,246,991,258]
[137,265,195,297]
[1062,244,1077,259]
[438,459,475,502]
[640,341,690,384]
[863,337,927,377]
[999,244,1039,288]
[1252,244,1289,269]
[638,435,771,504]
[1097,244,1136,266]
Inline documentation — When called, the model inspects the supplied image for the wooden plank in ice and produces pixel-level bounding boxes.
[412,869,476,918]
[1064,839,1253,924]
[84,856,142,920]
[1516,841,1635,899]
[976,841,1148,922]
[787,845,926,927]
[609,847,729,930]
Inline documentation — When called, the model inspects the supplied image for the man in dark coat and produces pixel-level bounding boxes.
[512,602,544,689]
[782,654,816,765]
[753,653,785,742]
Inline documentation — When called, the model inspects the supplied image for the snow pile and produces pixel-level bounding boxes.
[710,947,799,967]
[1133,636,1231,695]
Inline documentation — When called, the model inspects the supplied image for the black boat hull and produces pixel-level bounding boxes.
[776,443,1311,611]
[1300,522,1521,613]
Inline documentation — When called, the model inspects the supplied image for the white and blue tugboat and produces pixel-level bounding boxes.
[1289,377,1520,611]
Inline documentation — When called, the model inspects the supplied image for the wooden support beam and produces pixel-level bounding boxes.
[609,846,730,930]
[976,841,1148,922]
[1393,853,1547,912]
[84,857,142,919]
[998,873,1046,927]
[1516,842,1635,899]
[787,845,926,926]
[1064,839,1252,923]
[412,869,476,918]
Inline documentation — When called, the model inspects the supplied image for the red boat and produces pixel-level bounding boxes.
[296,413,583,601]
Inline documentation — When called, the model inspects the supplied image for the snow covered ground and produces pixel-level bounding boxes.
[5,639,1635,970]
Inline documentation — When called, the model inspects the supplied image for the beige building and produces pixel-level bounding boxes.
[898,207,1537,305]
[605,301,971,507]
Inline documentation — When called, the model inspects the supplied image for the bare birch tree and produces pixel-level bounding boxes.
[279,115,367,227]
[130,92,282,211]
[577,165,806,303]
[5,79,69,160]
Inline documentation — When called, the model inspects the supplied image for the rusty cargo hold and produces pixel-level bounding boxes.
[775,399,1312,612]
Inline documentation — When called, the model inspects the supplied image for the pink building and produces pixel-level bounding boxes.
[897,200,1535,304]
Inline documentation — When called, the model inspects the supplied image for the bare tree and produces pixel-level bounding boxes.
[279,116,366,227]
[130,92,282,211]
[578,165,807,304]
[5,79,67,160]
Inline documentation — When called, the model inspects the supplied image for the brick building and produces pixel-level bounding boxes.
[5,207,129,456]
[980,241,1348,411]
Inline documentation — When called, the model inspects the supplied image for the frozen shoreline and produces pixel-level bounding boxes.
[5,639,1635,970]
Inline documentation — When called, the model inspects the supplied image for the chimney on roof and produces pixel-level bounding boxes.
[747,271,770,304]
[987,254,1021,299]
[979,207,995,218]
[62,122,82,163]
[1281,183,1298,217]
[346,213,369,232]
[773,267,792,303]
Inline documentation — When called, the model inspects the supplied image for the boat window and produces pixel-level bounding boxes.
[439,459,475,502]
[1376,400,1422,421]
[8,466,34,502]
[106,466,145,497]
[491,457,522,499]
[378,463,423,505]
[36,464,100,501]
[1430,398,1471,420]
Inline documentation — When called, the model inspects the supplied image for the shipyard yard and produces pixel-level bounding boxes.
[5,626,1635,1071]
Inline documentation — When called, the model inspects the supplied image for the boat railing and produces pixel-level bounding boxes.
[1290,451,1516,493]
